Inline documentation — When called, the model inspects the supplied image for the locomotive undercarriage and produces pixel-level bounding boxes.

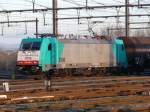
[16,65,131,80]
[16,61,150,79]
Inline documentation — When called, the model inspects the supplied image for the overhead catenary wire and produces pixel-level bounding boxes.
[57,14,150,20]
[22,0,49,8]
[0,19,38,36]
[0,0,150,36]
[62,0,84,6]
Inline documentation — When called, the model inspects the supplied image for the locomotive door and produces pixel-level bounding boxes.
[48,42,56,66]
[116,45,121,65]
[116,44,127,67]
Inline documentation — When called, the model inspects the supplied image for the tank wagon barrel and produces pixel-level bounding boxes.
[119,37,150,69]
[121,37,150,54]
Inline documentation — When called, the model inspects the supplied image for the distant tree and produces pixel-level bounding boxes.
[0,51,17,72]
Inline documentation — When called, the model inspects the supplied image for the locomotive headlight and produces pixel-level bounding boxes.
[27,52,31,55]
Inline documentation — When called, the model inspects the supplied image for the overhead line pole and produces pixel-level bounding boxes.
[52,0,58,37]
[86,0,88,8]
[125,0,129,38]
[35,18,38,38]
[138,0,140,7]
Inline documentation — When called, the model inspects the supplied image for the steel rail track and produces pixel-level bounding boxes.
[0,76,150,92]
[1,76,150,111]
[0,76,150,85]
[1,95,150,111]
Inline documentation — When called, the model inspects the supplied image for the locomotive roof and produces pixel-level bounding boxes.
[59,39,112,44]
[22,38,43,42]
[22,37,113,44]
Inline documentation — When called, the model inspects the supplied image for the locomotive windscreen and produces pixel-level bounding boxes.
[32,42,41,50]
[20,42,41,50]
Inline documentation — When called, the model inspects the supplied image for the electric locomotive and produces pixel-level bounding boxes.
[16,36,128,75]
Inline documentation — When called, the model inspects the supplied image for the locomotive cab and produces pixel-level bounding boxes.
[39,38,64,72]
[16,38,42,72]
[16,37,64,73]
[113,38,128,68]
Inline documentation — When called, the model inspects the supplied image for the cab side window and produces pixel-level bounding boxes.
[48,44,52,51]
[122,45,124,51]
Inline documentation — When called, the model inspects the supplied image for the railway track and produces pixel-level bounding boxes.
[1,94,150,111]
[0,75,150,85]
[0,71,27,79]
[0,76,150,92]
[1,76,150,112]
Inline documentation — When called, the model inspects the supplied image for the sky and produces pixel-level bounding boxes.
[0,0,150,44]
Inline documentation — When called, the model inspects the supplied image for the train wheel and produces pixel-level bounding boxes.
[91,68,99,76]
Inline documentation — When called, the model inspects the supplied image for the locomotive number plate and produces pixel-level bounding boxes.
[25,57,32,60]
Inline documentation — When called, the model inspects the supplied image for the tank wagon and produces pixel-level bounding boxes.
[17,36,149,75]
[119,37,150,73]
